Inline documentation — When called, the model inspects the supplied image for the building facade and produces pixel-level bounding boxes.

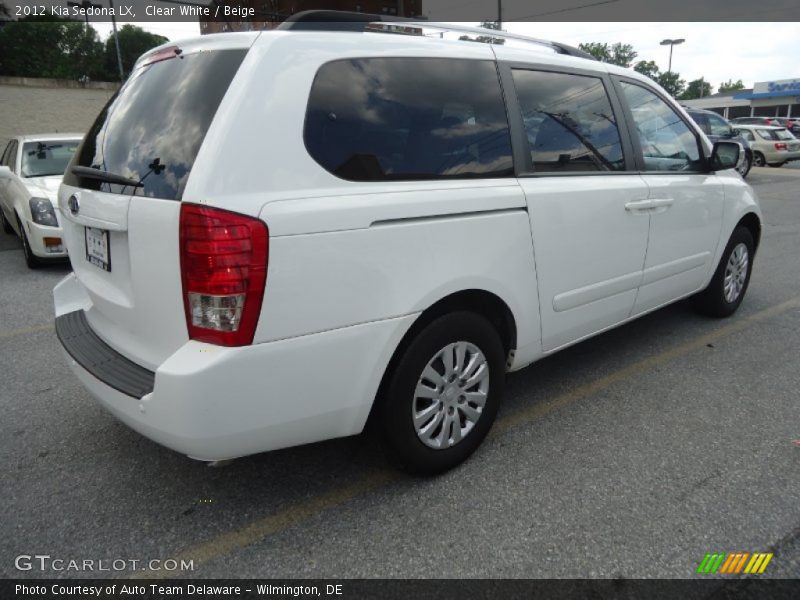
[200,0,423,34]
[683,77,800,119]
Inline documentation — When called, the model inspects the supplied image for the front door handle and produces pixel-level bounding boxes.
[624,199,653,212]
[649,198,674,214]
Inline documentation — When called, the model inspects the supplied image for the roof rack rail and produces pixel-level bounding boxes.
[277,10,595,61]
[278,10,421,32]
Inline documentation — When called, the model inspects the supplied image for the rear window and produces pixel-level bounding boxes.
[63,49,246,200]
[304,58,514,181]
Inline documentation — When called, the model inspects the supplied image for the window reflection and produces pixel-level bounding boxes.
[620,82,702,172]
[512,70,625,172]
[65,50,246,200]
[305,58,514,181]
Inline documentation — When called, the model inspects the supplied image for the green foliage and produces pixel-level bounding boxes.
[578,42,637,67]
[0,17,105,80]
[633,60,660,81]
[679,78,713,100]
[656,71,686,98]
[718,79,745,93]
[0,18,167,82]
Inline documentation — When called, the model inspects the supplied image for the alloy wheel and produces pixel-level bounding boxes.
[723,243,749,303]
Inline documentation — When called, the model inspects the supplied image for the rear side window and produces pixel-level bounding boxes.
[511,70,625,173]
[304,58,513,181]
[63,49,247,200]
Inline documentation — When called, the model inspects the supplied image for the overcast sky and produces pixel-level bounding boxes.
[90,21,800,93]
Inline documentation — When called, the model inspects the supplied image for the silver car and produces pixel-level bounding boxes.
[732,125,800,167]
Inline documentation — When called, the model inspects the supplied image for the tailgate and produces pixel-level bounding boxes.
[57,41,250,370]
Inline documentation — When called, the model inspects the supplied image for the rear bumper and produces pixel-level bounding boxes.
[54,274,415,461]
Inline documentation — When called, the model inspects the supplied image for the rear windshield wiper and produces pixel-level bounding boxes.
[71,166,143,188]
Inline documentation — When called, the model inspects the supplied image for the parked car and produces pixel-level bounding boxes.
[0,134,82,268]
[732,125,800,167]
[732,116,800,136]
[53,12,761,474]
[685,107,753,177]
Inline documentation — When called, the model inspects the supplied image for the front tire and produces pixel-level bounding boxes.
[377,311,506,475]
[737,153,752,178]
[18,217,41,269]
[692,227,754,318]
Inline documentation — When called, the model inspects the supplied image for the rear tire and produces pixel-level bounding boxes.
[18,217,41,269]
[753,152,766,167]
[376,311,506,475]
[692,226,754,318]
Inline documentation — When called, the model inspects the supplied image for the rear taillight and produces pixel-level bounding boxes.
[775,142,788,150]
[179,203,268,346]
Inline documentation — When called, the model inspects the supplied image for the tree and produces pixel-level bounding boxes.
[104,25,168,79]
[633,60,660,81]
[718,79,745,93]
[679,78,713,100]
[656,71,686,98]
[0,16,104,80]
[578,42,637,67]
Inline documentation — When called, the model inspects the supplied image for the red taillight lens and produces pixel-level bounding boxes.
[775,142,788,150]
[179,203,268,346]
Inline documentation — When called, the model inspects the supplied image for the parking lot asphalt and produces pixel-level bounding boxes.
[1,167,799,581]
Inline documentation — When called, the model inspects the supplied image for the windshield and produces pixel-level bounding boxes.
[21,141,79,177]
[63,48,246,200]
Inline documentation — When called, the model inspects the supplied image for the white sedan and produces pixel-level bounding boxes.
[0,133,82,268]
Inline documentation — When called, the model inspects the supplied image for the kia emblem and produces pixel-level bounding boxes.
[68,195,79,216]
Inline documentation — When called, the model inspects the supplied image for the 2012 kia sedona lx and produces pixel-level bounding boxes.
[54,13,761,474]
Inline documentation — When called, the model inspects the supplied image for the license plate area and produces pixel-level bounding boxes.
[85,227,111,272]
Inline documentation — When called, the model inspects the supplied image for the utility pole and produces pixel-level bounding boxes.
[497,0,502,29]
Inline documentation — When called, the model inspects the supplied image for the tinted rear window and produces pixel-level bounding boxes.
[304,58,513,181]
[63,49,246,200]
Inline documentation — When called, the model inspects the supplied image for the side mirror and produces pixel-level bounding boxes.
[0,165,12,179]
[710,141,741,171]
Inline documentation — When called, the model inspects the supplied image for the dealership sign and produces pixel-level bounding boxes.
[753,78,800,94]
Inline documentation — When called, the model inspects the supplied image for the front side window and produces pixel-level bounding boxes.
[706,114,733,137]
[620,81,703,172]
[304,58,513,181]
[1,142,12,167]
[21,140,80,178]
[512,69,625,172]
[7,141,18,173]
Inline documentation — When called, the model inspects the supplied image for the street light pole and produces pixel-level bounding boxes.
[660,37,685,74]
[107,0,124,82]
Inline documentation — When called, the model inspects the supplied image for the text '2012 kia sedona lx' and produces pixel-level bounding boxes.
[54,13,761,474]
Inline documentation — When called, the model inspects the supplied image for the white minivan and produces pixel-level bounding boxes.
[54,13,761,474]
